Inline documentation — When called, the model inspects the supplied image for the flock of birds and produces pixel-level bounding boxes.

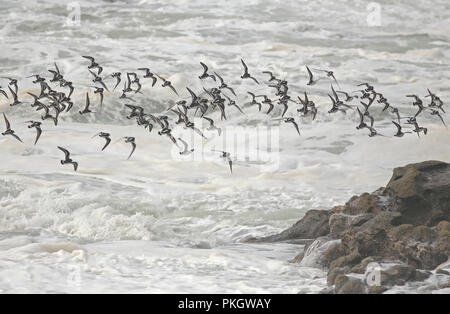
[0,57,447,174]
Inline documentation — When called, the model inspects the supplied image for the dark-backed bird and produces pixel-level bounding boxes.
[137,68,157,86]
[2,113,22,142]
[240,59,259,84]
[57,146,78,171]
[27,120,42,145]
[156,75,179,96]
[92,132,111,151]
[79,93,93,115]
[214,72,236,96]
[213,150,233,174]
[392,121,411,137]
[82,56,103,74]
[124,137,136,160]
[199,62,216,81]
[8,86,21,106]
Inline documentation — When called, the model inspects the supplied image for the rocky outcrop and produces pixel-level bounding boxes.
[253,160,450,293]
[247,209,332,242]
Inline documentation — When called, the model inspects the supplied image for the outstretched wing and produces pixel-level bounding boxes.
[58,146,71,160]
[3,113,11,130]
[200,62,209,76]
[241,59,249,74]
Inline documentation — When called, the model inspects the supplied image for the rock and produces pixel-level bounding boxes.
[249,210,332,242]
[334,275,366,294]
[379,264,416,286]
[329,213,374,239]
[255,160,450,293]
[296,237,342,268]
[386,161,450,227]
[329,250,362,270]
[388,221,449,269]
[327,266,350,286]
[436,268,450,275]
[368,285,388,294]
[350,256,381,274]
[340,212,397,258]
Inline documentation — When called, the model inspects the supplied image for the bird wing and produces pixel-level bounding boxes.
[85,93,90,110]
[306,66,313,81]
[58,146,71,160]
[214,72,224,85]
[241,59,249,74]
[82,56,95,62]
[34,127,42,145]
[200,62,208,76]
[128,142,136,160]
[3,113,11,130]
[178,138,188,152]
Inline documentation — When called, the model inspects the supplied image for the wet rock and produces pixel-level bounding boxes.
[261,161,450,293]
[329,213,374,239]
[249,210,331,242]
[296,237,342,268]
[379,264,417,286]
[386,161,450,227]
[334,275,366,294]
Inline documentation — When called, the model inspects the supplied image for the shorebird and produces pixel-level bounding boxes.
[57,146,78,171]
[312,68,339,86]
[430,109,446,127]
[246,91,262,111]
[92,132,111,151]
[203,116,222,136]
[2,113,22,142]
[91,86,105,107]
[262,71,278,82]
[123,137,136,160]
[336,90,357,102]
[79,93,93,115]
[89,70,109,91]
[111,72,122,90]
[306,66,322,86]
[240,59,259,84]
[213,150,233,174]
[198,62,216,81]
[392,121,411,137]
[280,117,300,136]
[177,138,194,155]
[356,108,367,130]
[137,68,157,86]
[0,86,8,99]
[156,74,179,96]
[41,104,59,126]
[27,121,42,145]
[8,86,21,106]
[2,78,18,94]
[82,56,103,74]
[406,117,428,137]
[214,72,236,96]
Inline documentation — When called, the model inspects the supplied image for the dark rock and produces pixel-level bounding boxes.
[329,213,374,239]
[386,161,450,227]
[368,285,388,294]
[327,266,350,286]
[249,210,332,242]
[380,264,416,286]
[329,250,362,270]
[334,275,366,294]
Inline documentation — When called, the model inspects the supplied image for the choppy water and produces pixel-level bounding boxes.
[0,0,449,293]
